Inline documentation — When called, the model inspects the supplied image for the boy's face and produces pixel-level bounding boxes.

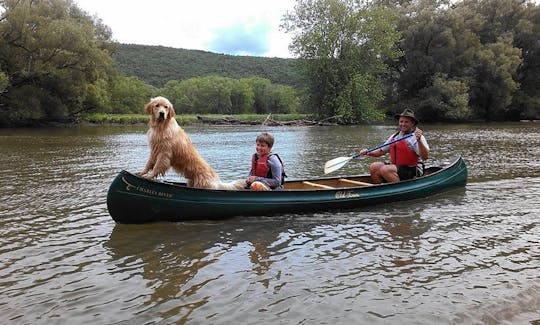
[256,141,271,156]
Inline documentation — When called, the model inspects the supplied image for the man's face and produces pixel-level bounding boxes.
[398,116,415,132]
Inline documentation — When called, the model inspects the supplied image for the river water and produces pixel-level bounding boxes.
[0,123,538,324]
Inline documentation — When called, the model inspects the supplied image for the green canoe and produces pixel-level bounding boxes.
[107,156,467,223]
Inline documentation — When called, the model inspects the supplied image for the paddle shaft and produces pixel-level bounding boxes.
[351,133,414,159]
[323,133,416,174]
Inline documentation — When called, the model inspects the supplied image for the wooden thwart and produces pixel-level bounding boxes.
[338,178,373,186]
[302,181,334,189]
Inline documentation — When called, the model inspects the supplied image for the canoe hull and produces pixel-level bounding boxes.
[107,157,467,223]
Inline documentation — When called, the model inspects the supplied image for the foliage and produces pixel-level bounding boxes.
[0,0,116,125]
[109,75,153,114]
[468,36,521,120]
[0,71,8,91]
[282,0,403,123]
[81,113,309,125]
[391,0,539,121]
[82,113,150,124]
[161,76,299,115]
[417,73,471,121]
[336,73,385,123]
[113,44,306,88]
[1,0,539,126]
[245,77,274,114]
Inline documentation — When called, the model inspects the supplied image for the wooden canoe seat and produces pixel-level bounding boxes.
[302,181,334,189]
[338,178,373,186]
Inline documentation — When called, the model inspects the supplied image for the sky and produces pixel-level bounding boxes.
[74,0,296,58]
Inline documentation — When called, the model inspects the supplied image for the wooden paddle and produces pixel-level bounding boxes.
[324,133,414,174]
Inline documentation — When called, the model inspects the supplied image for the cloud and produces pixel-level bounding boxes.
[74,0,295,58]
[208,23,271,56]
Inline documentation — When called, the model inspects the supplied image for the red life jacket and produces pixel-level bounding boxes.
[389,134,418,166]
[251,153,286,184]
[252,153,272,178]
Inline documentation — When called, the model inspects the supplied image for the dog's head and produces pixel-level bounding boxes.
[145,96,175,122]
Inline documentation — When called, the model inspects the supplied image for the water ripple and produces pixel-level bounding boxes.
[1,125,539,324]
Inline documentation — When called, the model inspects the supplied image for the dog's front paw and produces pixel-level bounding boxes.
[139,168,149,175]
[140,172,155,179]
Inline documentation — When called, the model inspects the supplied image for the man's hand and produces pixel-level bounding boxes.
[415,128,424,140]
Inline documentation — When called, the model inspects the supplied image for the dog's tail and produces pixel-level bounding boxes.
[215,179,246,190]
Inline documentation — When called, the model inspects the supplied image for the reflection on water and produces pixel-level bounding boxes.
[0,124,539,324]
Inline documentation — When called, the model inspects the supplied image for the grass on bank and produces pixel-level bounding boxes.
[81,113,311,125]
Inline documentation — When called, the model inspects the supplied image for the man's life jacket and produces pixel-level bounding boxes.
[389,132,418,167]
[251,153,286,185]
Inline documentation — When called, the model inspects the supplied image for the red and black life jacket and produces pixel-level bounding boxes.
[251,153,286,185]
[389,132,418,166]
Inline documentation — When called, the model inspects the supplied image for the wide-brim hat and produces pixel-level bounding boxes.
[394,108,418,125]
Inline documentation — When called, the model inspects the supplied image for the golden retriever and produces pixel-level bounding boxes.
[139,96,245,190]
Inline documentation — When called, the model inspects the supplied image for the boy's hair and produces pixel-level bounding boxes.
[256,132,274,148]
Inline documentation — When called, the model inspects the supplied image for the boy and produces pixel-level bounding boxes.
[246,132,285,190]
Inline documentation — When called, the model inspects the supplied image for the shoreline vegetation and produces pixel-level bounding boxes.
[2,1,539,128]
[8,113,537,128]
[80,113,341,126]
[80,113,540,126]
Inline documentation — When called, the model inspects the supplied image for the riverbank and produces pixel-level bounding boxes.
[80,113,337,126]
[5,113,537,128]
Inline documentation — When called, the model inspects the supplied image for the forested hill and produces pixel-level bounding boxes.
[112,44,305,88]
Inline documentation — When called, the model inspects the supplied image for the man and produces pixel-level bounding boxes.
[359,108,429,183]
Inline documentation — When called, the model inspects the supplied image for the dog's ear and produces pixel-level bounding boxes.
[168,103,176,119]
[145,100,154,114]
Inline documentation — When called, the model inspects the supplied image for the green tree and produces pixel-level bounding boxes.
[394,0,536,121]
[84,78,112,113]
[336,72,385,123]
[161,76,287,115]
[0,0,116,125]
[471,0,540,120]
[271,84,300,114]
[468,36,521,120]
[282,0,402,123]
[417,73,471,121]
[229,79,255,114]
[245,77,273,114]
[163,77,232,114]
[200,76,233,114]
[161,80,191,113]
[0,71,8,92]
[392,0,473,119]
[511,2,540,119]
[109,75,153,114]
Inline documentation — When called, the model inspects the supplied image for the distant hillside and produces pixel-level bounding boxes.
[112,44,305,88]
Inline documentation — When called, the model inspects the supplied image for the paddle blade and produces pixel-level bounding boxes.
[324,156,353,174]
